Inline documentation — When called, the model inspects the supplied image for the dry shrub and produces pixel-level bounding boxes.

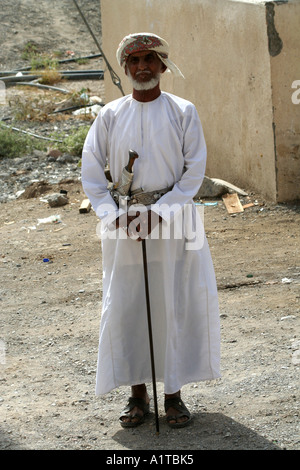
[39,69,62,85]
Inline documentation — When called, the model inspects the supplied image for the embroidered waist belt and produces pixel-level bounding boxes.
[128,186,173,206]
[110,185,173,208]
[108,165,173,208]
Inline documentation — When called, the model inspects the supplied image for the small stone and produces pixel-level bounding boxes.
[291,350,300,365]
[47,193,69,207]
[280,315,296,321]
[47,149,62,159]
[196,176,248,199]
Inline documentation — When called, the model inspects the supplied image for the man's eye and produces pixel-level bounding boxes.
[145,55,155,62]
[129,57,139,64]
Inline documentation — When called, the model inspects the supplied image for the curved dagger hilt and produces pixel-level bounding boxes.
[126,149,139,173]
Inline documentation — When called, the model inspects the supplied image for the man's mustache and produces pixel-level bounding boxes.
[136,70,152,76]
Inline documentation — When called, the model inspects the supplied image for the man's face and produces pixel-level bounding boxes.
[125,51,166,90]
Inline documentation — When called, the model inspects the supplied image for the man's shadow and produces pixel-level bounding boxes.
[112,411,281,450]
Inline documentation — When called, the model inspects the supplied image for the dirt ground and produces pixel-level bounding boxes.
[0,0,299,453]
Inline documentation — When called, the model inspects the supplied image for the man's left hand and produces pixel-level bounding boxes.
[127,209,162,241]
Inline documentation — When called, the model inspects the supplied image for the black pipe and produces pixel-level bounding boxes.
[1,71,104,82]
[71,0,125,96]
[4,82,70,93]
[7,53,102,73]
[0,69,103,77]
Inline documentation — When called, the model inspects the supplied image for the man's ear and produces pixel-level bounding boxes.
[124,64,128,76]
[160,63,167,74]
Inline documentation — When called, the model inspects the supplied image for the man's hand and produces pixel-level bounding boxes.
[128,209,162,241]
[115,212,136,231]
[115,209,162,241]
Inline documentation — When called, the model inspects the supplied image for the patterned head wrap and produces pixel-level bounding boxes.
[116,33,184,78]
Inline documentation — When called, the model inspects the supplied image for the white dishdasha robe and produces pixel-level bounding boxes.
[81,91,220,395]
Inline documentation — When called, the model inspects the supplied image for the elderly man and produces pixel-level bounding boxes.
[81,33,220,429]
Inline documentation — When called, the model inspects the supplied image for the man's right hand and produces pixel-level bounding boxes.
[115,209,162,241]
[115,213,137,234]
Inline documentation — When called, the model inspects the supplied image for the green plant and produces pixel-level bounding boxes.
[59,126,90,156]
[0,125,46,159]
[30,54,59,71]
[9,95,53,122]
[53,50,63,58]
[21,41,40,60]
[21,42,59,71]
[75,57,89,65]
[69,88,90,106]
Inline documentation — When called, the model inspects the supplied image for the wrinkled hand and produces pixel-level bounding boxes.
[115,212,137,233]
[116,210,162,241]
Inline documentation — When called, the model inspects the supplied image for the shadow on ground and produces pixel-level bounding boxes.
[0,427,25,450]
[112,412,281,451]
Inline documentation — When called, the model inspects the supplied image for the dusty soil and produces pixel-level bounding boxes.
[0,0,299,453]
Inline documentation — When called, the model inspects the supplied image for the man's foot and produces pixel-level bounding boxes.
[164,391,191,428]
[119,384,150,427]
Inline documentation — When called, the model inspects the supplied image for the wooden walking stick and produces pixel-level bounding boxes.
[116,149,160,433]
[142,238,160,435]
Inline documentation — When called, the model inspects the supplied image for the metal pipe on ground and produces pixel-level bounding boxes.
[6,53,102,73]
[1,71,104,83]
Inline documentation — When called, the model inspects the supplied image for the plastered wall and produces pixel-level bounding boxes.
[100,0,300,202]
[266,1,300,202]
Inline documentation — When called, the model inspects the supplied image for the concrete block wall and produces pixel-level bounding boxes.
[100,0,300,202]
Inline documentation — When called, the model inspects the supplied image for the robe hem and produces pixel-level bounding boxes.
[95,372,221,396]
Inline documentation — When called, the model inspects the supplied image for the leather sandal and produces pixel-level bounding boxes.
[119,397,150,428]
[164,397,192,428]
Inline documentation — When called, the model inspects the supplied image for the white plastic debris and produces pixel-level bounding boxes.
[89,95,103,104]
[37,215,61,225]
[72,104,101,118]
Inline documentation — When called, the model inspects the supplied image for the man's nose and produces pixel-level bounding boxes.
[137,58,147,69]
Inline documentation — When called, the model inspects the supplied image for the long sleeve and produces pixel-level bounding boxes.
[151,104,207,223]
[81,112,121,223]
